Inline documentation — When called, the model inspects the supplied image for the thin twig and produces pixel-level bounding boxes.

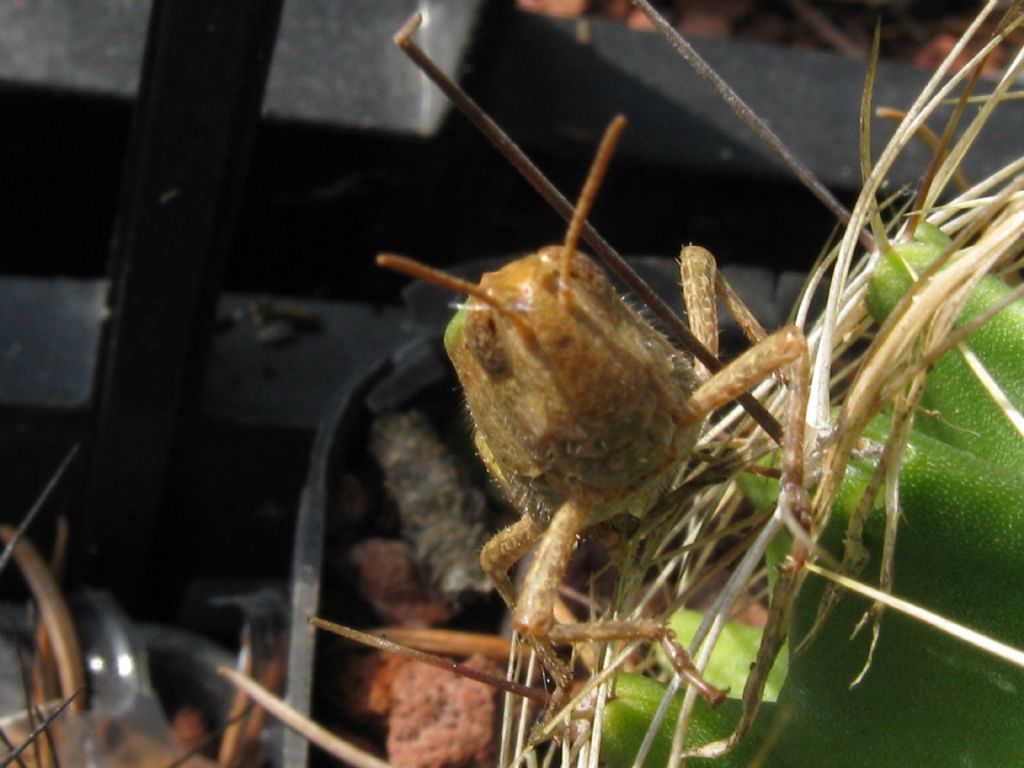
[0,446,79,578]
[0,688,83,768]
[0,725,29,768]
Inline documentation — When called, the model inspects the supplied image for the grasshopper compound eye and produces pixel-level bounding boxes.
[464,311,510,378]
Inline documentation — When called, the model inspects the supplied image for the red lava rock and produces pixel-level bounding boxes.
[678,9,731,40]
[387,654,502,768]
[913,33,1006,77]
[348,538,453,626]
[914,33,961,72]
[516,0,588,18]
[677,0,750,40]
[626,9,656,30]
[597,0,633,23]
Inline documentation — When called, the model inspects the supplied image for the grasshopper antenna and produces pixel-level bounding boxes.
[560,115,627,302]
[378,250,493,303]
[377,252,535,336]
[393,12,784,443]
[377,253,502,310]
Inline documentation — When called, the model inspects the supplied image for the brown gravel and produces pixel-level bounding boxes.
[348,538,454,627]
[387,654,502,768]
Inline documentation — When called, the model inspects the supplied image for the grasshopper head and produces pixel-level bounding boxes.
[445,246,701,524]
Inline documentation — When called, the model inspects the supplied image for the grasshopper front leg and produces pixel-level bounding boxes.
[513,501,588,638]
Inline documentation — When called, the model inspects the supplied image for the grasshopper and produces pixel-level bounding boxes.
[377,7,818,761]
[382,124,805,691]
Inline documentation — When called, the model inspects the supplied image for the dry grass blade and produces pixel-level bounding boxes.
[817,183,1024,546]
[779,0,1024,728]
[370,627,513,662]
[217,667,392,768]
[804,563,1024,669]
[807,0,1007,432]
[0,446,78,578]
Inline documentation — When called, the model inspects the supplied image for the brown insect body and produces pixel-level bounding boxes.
[376,54,804,718]
[445,245,702,530]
